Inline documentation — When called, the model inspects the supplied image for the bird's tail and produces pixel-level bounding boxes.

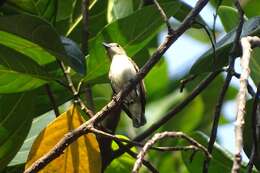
[122,103,146,128]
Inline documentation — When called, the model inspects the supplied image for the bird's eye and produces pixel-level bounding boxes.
[116,44,119,47]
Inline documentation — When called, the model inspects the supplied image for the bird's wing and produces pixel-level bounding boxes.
[127,57,146,113]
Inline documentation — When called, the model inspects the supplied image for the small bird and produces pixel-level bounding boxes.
[103,42,146,128]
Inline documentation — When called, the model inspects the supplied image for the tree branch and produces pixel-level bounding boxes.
[44,84,60,117]
[59,61,94,117]
[153,0,173,33]
[24,1,209,172]
[82,0,95,113]
[132,132,211,173]
[232,36,260,173]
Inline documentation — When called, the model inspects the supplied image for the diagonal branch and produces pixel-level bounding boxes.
[24,1,209,172]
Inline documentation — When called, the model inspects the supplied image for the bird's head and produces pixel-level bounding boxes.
[102,42,126,57]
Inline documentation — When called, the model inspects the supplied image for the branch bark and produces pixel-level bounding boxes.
[232,36,260,173]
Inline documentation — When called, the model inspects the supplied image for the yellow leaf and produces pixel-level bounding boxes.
[25,105,101,173]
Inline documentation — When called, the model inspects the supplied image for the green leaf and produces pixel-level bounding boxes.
[1,0,56,21]
[84,1,204,84]
[250,47,260,84]
[60,36,86,75]
[0,92,34,171]
[181,132,256,173]
[243,99,260,170]
[218,6,239,32]
[144,59,170,101]
[107,0,134,23]
[0,45,51,93]
[106,135,145,173]
[190,16,260,75]
[243,0,260,18]
[9,112,55,166]
[67,0,106,42]
[165,96,204,132]
[0,14,86,74]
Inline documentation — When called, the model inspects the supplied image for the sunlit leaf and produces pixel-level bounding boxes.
[0,45,51,93]
[218,6,239,32]
[107,0,134,23]
[0,14,86,74]
[25,105,101,173]
[243,0,260,18]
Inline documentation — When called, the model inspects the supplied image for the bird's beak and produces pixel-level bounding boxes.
[102,42,110,48]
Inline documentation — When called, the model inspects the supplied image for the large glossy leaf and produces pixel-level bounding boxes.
[181,132,256,173]
[190,16,260,75]
[107,0,134,23]
[0,14,86,74]
[67,0,106,42]
[1,0,56,21]
[84,1,205,84]
[145,90,204,134]
[144,59,170,101]
[25,105,101,173]
[0,92,34,171]
[243,99,260,170]
[0,45,51,93]
[218,6,239,32]
[243,0,260,18]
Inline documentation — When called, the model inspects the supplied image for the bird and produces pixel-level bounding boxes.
[103,42,146,128]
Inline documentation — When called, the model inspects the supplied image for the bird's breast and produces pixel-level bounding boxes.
[109,55,136,91]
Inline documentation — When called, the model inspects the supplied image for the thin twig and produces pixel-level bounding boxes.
[82,0,95,113]
[232,36,260,173]
[59,61,94,117]
[153,0,174,33]
[89,127,198,152]
[24,1,209,172]
[247,83,260,173]
[180,74,197,92]
[132,132,211,173]
[203,1,244,172]
[44,84,60,117]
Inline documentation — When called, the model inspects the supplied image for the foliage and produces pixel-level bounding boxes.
[0,0,259,172]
